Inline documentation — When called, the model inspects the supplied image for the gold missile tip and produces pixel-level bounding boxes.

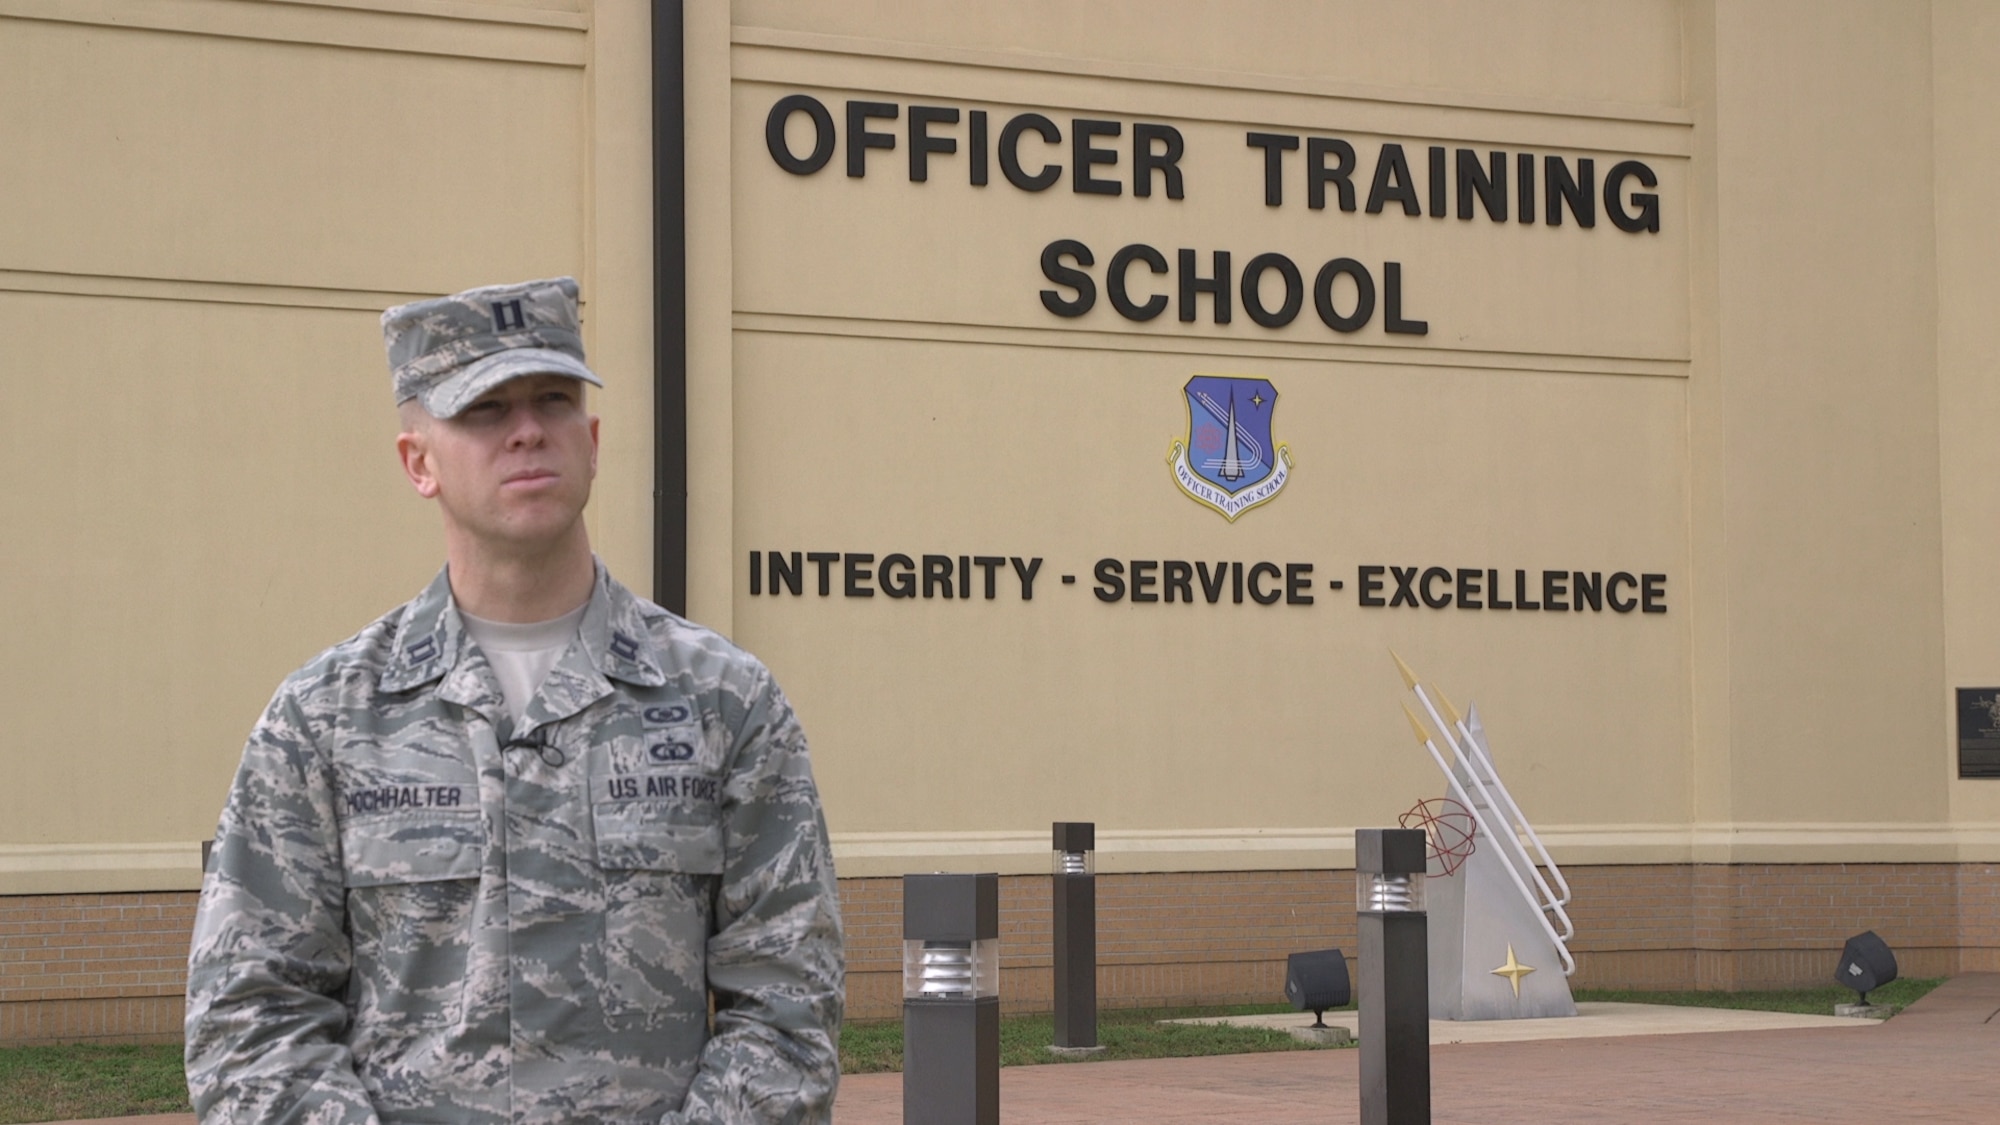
[1435,687,1463,726]
[1390,650,1420,690]
[1400,704,1432,745]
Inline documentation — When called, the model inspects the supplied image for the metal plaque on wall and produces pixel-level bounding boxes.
[1956,688,2000,778]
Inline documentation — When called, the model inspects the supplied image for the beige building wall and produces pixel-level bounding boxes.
[0,0,655,892]
[2,0,1996,900]
[1686,0,1950,860]
[718,0,1686,877]
[1935,1,2000,833]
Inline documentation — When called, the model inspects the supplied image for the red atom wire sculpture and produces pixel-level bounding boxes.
[1399,797,1478,876]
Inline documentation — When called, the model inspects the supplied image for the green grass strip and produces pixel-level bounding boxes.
[0,1044,191,1125]
[841,1003,1341,1075]
[1573,975,1943,1016]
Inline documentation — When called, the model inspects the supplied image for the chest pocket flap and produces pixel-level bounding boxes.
[341,811,484,888]
[593,785,724,875]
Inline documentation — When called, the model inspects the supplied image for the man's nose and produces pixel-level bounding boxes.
[504,407,547,447]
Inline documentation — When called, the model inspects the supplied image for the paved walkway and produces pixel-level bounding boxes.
[42,975,2000,1125]
[833,974,2000,1124]
[1166,997,1888,1044]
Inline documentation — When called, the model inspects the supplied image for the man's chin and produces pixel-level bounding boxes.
[468,509,589,554]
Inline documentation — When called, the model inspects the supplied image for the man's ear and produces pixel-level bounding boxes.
[396,428,441,498]
[588,414,600,479]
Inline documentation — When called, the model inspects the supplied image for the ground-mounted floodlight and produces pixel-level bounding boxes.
[1285,948,1354,1045]
[1834,930,1898,1017]
[1285,948,1352,1027]
[903,872,1000,1125]
[1357,828,1431,1125]
[1051,821,1100,1053]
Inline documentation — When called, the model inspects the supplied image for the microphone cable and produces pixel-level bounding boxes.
[502,733,568,768]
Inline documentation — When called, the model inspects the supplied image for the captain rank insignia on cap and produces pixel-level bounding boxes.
[381,276,604,420]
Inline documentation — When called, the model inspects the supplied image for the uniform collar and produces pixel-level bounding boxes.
[575,559,668,689]
[380,567,463,694]
[379,559,666,696]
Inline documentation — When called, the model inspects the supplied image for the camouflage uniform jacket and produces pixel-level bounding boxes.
[185,562,844,1125]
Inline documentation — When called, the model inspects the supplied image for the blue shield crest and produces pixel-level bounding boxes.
[1168,375,1292,521]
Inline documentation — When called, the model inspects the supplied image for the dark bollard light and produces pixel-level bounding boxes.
[1356,828,1431,1125]
[903,873,1000,1125]
[1051,822,1100,1051]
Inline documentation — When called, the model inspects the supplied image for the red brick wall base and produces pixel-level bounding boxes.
[4,863,1996,1041]
[840,862,2000,1019]
[0,996,184,1047]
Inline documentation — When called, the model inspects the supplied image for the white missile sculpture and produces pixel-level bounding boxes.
[1392,652,1578,1020]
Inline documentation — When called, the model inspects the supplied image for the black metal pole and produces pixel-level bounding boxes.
[1052,822,1098,1050]
[649,0,687,615]
[903,873,1000,1125]
[1357,828,1431,1125]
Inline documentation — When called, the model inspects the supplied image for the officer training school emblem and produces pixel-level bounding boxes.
[1167,374,1292,522]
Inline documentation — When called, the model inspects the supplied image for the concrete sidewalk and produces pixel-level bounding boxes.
[1167,997,1887,1044]
[833,974,2000,1124]
[39,975,2000,1125]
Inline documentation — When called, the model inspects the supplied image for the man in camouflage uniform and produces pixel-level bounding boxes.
[185,277,843,1125]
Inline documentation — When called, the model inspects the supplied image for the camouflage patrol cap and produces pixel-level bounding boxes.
[382,276,602,419]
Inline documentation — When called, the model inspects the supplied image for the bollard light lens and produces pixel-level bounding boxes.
[1357,871,1426,913]
[903,937,1000,999]
[1052,849,1095,876]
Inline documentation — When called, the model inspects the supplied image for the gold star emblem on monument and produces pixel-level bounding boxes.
[1490,944,1536,998]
